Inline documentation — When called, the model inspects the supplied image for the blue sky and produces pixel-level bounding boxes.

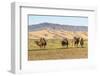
[28,15,88,26]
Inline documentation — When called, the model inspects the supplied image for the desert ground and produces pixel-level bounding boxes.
[28,39,88,60]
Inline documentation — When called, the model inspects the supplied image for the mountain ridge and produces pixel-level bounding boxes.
[28,22,88,32]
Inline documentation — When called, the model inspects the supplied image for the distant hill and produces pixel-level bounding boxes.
[28,22,88,32]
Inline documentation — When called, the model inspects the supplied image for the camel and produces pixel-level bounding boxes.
[34,38,47,48]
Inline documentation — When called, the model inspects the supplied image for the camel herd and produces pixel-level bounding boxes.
[34,37,84,48]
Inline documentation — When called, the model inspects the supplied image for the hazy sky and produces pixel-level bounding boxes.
[28,15,88,26]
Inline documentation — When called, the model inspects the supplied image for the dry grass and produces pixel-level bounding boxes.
[28,47,88,60]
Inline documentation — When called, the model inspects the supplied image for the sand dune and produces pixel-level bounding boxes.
[29,29,88,39]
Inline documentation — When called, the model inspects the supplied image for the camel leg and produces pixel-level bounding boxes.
[44,45,45,48]
[40,45,42,48]
[44,45,46,48]
[77,44,78,48]
[67,44,68,48]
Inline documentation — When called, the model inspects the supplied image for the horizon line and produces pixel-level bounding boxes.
[28,22,88,27]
